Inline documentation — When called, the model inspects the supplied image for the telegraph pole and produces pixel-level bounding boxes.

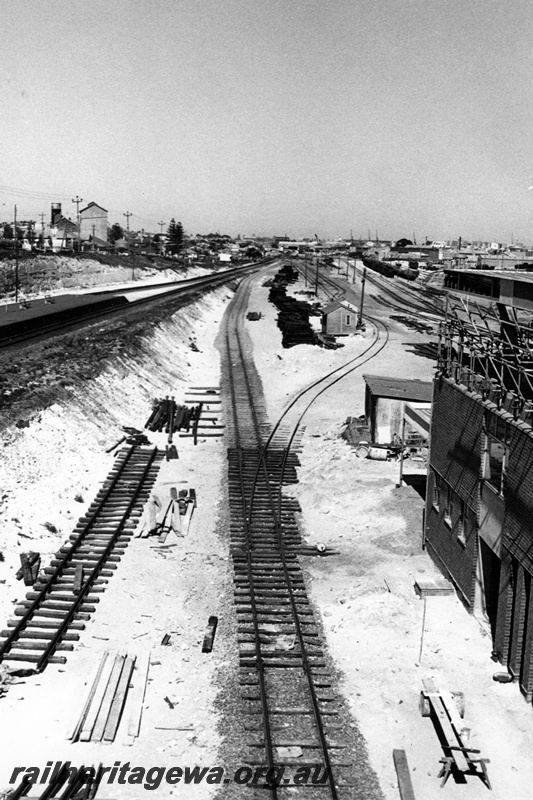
[357,267,366,328]
[124,212,134,280]
[72,196,83,253]
[314,256,319,296]
[158,221,165,256]
[14,204,19,303]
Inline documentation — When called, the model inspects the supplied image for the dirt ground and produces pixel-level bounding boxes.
[247,266,533,800]
[0,263,532,799]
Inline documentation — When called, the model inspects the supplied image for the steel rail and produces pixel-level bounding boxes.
[245,317,384,530]
[225,273,345,797]
[225,266,399,798]
[35,446,159,671]
[253,316,390,798]
[0,445,159,670]
[224,278,279,796]
[0,445,136,664]
[321,259,443,318]
[0,259,278,350]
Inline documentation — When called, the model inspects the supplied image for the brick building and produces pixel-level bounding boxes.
[425,275,533,700]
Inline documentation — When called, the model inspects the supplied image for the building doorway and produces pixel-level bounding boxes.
[478,538,501,637]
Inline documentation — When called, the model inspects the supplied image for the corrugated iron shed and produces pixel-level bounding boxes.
[363,374,433,402]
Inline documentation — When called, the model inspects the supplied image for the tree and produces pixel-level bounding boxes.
[167,218,184,254]
[109,223,124,243]
[395,238,413,248]
[3,223,13,239]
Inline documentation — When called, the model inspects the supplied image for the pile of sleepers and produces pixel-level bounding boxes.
[145,397,201,434]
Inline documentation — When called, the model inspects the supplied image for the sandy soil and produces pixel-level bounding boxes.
[0,287,234,798]
[245,267,533,800]
[0,263,532,800]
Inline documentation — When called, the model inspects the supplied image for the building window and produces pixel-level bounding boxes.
[432,472,441,510]
[483,413,509,495]
[444,484,452,527]
[346,314,351,325]
[457,501,466,546]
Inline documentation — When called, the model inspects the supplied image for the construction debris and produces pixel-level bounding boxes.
[70,651,149,745]
[420,678,491,789]
[16,552,41,586]
[145,397,200,435]
[202,616,218,653]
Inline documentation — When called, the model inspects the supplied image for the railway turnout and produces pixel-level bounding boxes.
[220,271,384,797]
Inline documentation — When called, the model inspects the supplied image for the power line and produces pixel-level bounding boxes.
[0,183,77,201]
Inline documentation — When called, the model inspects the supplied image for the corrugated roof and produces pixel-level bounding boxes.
[322,299,355,315]
[363,374,433,402]
[444,268,533,283]
[322,300,344,314]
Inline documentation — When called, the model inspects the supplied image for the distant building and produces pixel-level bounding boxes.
[425,272,533,701]
[79,202,108,242]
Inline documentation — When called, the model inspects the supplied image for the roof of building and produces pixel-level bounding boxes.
[444,268,533,283]
[322,299,356,315]
[88,236,112,249]
[80,202,108,215]
[363,374,433,402]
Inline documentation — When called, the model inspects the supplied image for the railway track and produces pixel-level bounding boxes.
[0,259,278,350]
[294,257,443,321]
[220,271,385,797]
[0,445,163,671]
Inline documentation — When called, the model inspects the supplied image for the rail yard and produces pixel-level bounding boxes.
[0,258,532,800]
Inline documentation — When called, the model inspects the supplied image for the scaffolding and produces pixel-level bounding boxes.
[437,295,533,426]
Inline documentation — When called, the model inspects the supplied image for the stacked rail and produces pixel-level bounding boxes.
[0,446,162,671]
[145,397,201,435]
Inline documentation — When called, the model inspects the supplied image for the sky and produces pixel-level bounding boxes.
[1,0,532,242]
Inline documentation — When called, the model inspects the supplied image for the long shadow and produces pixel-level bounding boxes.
[402,341,439,360]
[402,473,427,500]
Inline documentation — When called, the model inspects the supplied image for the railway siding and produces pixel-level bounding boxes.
[218,272,384,798]
[0,445,163,671]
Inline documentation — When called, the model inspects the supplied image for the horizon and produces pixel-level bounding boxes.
[1,1,532,243]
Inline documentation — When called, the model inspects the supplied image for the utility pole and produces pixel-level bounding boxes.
[72,196,83,253]
[39,213,45,233]
[357,267,366,328]
[92,224,96,252]
[14,204,19,303]
[124,212,134,280]
[304,251,308,287]
[158,221,165,255]
[123,211,132,234]
[314,256,319,297]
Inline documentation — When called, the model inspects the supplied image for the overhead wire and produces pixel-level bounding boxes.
[0,184,173,231]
